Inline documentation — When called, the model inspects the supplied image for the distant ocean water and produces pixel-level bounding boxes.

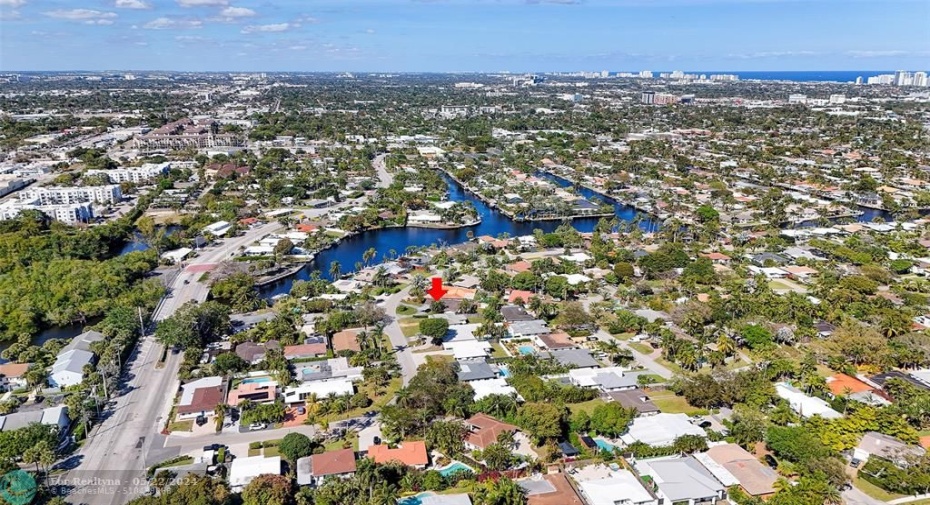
[693,71,893,83]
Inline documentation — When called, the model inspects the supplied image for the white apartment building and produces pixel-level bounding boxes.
[21,185,122,205]
[0,201,95,224]
[788,94,808,104]
[86,162,170,184]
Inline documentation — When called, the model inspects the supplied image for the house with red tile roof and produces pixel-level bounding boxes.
[177,376,226,420]
[367,441,429,469]
[465,413,519,451]
[284,342,328,360]
[332,328,362,353]
[309,449,357,486]
[508,290,535,304]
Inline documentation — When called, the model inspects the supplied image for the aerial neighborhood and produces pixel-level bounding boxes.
[0,63,929,505]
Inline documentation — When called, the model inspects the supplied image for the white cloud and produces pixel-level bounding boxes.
[115,0,151,9]
[728,50,818,59]
[177,0,227,6]
[43,9,118,24]
[0,0,25,7]
[143,17,203,29]
[241,22,292,33]
[0,9,20,19]
[289,45,307,51]
[846,50,909,58]
[220,6,255,17]
[365,28,376,34]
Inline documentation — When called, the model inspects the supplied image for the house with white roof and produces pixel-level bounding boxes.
[48,330,105,389]
[619,413,707,447]
[775,382,842,419]
[577,470,658,505]
[283,378,355,405]
[229,455,281,491]
[567,366,647,392]
[468,378,522,402]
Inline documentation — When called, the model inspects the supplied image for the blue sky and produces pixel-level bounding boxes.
[1,0,928,72]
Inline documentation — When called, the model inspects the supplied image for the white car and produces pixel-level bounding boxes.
[248,423,267,431]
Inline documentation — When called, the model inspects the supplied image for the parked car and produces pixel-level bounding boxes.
[297,407,306,415]
[850,458,862,468]
[249,423,267,431]
[196,416,207,426]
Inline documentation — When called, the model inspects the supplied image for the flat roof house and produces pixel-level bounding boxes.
[620,413,707,447]
[229,455,281,492]
[577,470,657,505]
[549,349,599,369]
[508,320,550,338]
[636,456,726,505]
[775,382,842,419]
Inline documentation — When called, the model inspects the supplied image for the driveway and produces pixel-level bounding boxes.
[843,487,888,505]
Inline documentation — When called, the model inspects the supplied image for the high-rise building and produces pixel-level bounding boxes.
[914,72,929,87]
[829,94,846,104]
[641,91,655,104]
[639,70,653,78]
[855,76,863,85]
[601,70,609,78]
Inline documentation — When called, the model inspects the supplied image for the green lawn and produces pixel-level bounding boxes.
[567,399,606,415]
[167,420,193,432]
[638,374,666,384]
[853,474,905,501]
[161,456,194,468]
[263,446,280,458]
[613,332,635,340]
[628,342,654,355]
[490,342,509,358]
[396,305,416,316]
[649,390,708,416]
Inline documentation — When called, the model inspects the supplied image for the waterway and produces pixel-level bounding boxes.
[260,173,663,297]
[0,319,100,364]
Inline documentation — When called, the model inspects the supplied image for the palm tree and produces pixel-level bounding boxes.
[329,261,341,279]
[363,247,377,266]
[716,334,737,357]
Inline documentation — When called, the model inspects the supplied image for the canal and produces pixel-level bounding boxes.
[260,173,663,297]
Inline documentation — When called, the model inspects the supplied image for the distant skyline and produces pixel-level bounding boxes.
[1,0,928,72]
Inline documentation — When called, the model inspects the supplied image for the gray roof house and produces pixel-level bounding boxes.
[854,432,926,467]
[636,456,727,505]
[549,349,600,369]
[457,360,497,382]
[508,320,550,338]
[0,406,69,433]
[49,349,95,389]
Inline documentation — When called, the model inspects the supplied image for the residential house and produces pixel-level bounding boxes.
[0,363,30,392]
[283,379,355,404]
[229,456,281,492]
[367,441,429,469]
[227,380,278,406]
[413,495,473,505]
[605,389,660,416]
[517,473,585,505]
[177,376,226,421]
[235,340,281,365]
[636,456,727,505]
[750,252,789,266]
[284,340,328,360]
[576,470,657,505]
[469,378,521,402]
[507,290,536,304]
[568,367,647,392]
[457,360,498,382]
[48,330,105,388]
[464,413,518,451]
[507,319,550,338]
[775,382,842,419]
[295,357,363,383]
[501,305,535,322]
[0,406,70,434]
[308,449,357,486]
[695,444,778,499]
[620,413,707,447]
[332,328,362,353]
[826,374,890,406]
[537,331,577,350]
[854,432,926,467]
[549,349,599,369]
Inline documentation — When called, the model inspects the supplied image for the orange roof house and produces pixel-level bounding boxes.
[826,373,873,396]
[332,328,362,353]
[508,290,535,304]
[465,413,518,450]
[367,441,429,468]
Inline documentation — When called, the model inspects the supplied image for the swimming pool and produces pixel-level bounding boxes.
[241,376,271,385]
[498,365,511,377]
[518,345,536,356]
[397,492,435,505]
[437,461,474,477]
[595,439,616,452]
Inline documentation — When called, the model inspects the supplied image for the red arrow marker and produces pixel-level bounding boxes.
[426,277,448,301]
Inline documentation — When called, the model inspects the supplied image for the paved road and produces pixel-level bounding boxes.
[843,487,888,505]
[164,424,319,456]
[382,285,418,386]
[63,222,281,505]
[373,153,393,189]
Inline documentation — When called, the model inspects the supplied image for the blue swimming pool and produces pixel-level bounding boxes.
[397,492,434,505]
[498,365,511,377]
[518,346,536,356]
[595,439,616,452]
[241,376,271,385]
[438,461,474,477]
